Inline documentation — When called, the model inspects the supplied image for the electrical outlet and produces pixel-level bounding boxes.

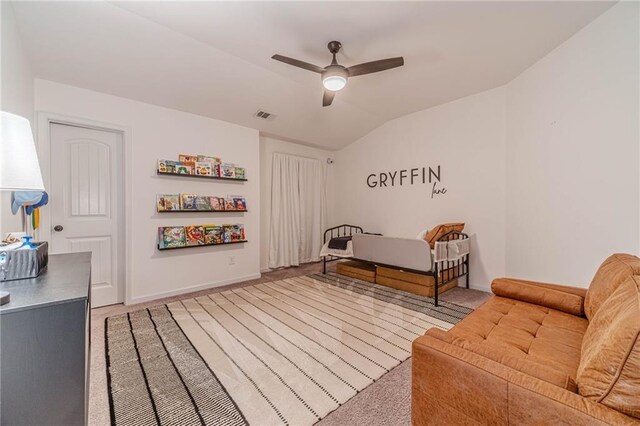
[228,255,236,266]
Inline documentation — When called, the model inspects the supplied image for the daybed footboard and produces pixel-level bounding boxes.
[433,230,470,306]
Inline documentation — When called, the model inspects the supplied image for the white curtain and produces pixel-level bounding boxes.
[269,153,326,269]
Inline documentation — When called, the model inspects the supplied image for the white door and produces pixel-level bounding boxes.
[50,123,124,307]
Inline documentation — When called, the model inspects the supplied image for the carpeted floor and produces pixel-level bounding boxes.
[91,262,490,426]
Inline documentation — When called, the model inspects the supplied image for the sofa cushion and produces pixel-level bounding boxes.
[585,253,640,320]
[426,327,578,391]
[447,296,588,380]
[491,278,585,316]
[424,222,464,248]
[577,275,640,418]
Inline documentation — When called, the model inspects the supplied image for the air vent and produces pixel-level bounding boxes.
[254,110,275,120]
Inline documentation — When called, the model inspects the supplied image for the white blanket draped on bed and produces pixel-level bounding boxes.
[319,240,354,258]
[434,239,470,263]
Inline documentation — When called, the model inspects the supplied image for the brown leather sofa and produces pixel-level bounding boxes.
[412,253,640,425]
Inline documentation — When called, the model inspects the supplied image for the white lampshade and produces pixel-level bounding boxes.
[0,111,44,191]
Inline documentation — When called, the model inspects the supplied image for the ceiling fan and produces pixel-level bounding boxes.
[272,41,404,107]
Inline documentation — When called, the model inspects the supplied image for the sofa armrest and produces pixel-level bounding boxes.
[491,278,586,316]
[412,335,638,425]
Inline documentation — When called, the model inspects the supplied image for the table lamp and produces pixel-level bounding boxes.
[0,111,45,305]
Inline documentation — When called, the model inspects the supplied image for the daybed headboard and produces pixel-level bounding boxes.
[323,224,364,244]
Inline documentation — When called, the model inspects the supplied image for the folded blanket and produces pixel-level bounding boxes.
[328,236,352,250]
[447,238,470,261]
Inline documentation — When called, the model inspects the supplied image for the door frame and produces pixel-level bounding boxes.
[37,112,132,305]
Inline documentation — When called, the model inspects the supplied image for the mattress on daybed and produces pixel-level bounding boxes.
[352,233,433,273]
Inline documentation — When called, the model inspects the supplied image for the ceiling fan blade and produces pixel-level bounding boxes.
[346,57,404,77]
[322,90,335,107]
[272,54,325,73]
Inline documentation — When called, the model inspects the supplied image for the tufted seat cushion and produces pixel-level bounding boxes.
[445,296,588,381]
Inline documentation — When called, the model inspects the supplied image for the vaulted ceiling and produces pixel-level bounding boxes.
[11,1,614,149]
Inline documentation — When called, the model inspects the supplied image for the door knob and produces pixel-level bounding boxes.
[53,225,64,232]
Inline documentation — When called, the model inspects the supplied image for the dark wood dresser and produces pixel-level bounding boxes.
[0,252,91,426]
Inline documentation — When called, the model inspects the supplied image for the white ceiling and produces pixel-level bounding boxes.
[11,1,614,150]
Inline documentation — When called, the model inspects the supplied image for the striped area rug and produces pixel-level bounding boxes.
[105,273,472,426]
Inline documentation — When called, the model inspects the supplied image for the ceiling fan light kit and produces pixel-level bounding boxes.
[272,40,404,107]
[322,67,348,91]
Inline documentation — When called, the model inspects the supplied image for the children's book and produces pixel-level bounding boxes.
[175,164,192,175]
[225,198,236,211]
[158,160,168,173]
[223,224,244,242]
[159,226,186,248]
[165,160,180,173]
[235,167,246,180]
[180,194,197,210]
[157,194,180,211]
[197,155,221,164]
[157,194,166,211]
[179,154,198,163]
[203,225,216,245]
[204,225,224,245]
[185,225,205,246]
[209,196,224,211]
[195,195,211,211]
[195,162,212,176]
[232,196,247,211]
[222,224,233,243]
[221,163,236,179]
[163,194,180,211]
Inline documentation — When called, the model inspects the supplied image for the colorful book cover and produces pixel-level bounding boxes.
[209,196,224,211]
[158,160,168,173]
[195,162,212,176]
[225,198,236,211]
[232,196,247,211]
[234,224,245,241]
[157,194,180,211]
[197,155,221,164]
[204,225,224,245]
[157,194,166,211]
[180,193,197,210]
[164,160,180,173]
[235,167,246,180]
[175,164,192,175]
[212,162,221,177]
[163,194,180,211]
[159,226,186,249]
[222,224,233,243]
[185,225,205,246]
[179,154,198,163]
[203,225,216,245]
[195,195,211,211]
[221,163,236,179]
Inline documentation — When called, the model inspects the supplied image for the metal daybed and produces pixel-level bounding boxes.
[321,224,470,306]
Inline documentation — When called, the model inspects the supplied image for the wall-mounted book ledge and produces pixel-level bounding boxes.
[157,240,248,251]
[157,170,248,182]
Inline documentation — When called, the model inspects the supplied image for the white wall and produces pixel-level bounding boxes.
[259,135,334,271]
[35,79,260,303]
[505,2,639,286]
[333,87,507,291]
[0,1,35,235]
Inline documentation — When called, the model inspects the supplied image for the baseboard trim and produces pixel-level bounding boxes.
[126,272,262,305]
[467,283,491,293]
